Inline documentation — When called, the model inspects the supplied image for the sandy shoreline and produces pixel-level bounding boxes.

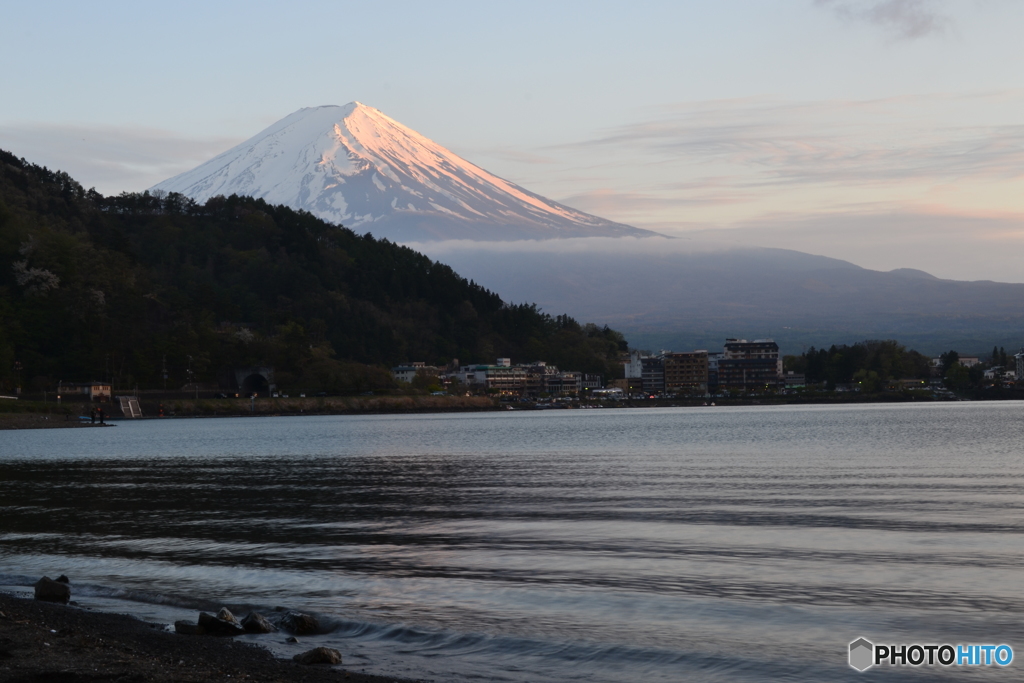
[0,592,424,683]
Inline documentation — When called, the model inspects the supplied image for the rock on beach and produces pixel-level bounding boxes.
[174,619,205,635]
[197,609,245,636]
[217,607,238,623]
[33,576,71,603]
[176,608,278,637]
[293,646,342,665]
[242,611,277,633]
[0,592,413,682]
[280,610,320,634]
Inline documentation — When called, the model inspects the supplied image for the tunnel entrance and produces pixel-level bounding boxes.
[241,373,270,397]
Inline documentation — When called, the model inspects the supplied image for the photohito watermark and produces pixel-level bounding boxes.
[849,638,1013,671]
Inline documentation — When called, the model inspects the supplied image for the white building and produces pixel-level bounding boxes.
[623,350,643,379]
[392,362,437,383]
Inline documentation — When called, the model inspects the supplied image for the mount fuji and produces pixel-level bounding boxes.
[152,102,657,241]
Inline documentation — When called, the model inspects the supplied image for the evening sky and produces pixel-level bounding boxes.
[2,0,1023,281]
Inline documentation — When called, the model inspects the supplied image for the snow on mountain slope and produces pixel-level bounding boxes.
[152,103,657,241]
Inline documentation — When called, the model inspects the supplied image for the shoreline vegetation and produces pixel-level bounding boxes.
[0,395,499,428]
[0,389,991,430]
[0,591,419,683]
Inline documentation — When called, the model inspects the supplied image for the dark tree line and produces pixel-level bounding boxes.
[786,340,1023,397]
[0,150,627,394]
[785,340,932,390]
[990,346,1009,368]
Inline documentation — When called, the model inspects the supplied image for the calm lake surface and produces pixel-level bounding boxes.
[2,403,1023,681]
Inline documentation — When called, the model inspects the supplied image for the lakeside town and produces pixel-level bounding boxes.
[5,338,1024,426]
[393,338,1024,402]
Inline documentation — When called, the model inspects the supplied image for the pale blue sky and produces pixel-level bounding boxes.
[3,1,1024,280]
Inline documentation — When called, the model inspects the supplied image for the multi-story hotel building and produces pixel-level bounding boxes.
[717,339,782,393]
[663,351,709,394]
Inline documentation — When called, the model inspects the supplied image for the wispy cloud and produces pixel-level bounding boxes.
[472,147,558,166]
[407,208,1024,285]
[0,124,240,194]
[815,0,950,40]
[560,186,753,215]
[556,93,1024,189]
[503,91,1024,260]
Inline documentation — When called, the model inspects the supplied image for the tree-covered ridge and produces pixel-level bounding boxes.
[0,150,627,394]
[785,340,1020,398]
[785,340,932,391]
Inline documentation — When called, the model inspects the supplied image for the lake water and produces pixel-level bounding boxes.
[2,403,1023,681]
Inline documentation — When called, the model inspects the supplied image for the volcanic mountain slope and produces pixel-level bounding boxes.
[153,103,656,242]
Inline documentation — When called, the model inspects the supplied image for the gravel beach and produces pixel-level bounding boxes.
[0,593,424,683]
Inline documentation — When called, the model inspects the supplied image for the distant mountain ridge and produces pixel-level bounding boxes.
[415,240,1024,355]
[152,103,657,242]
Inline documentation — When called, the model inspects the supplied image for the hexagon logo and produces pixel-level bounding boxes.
[849,637,874,671]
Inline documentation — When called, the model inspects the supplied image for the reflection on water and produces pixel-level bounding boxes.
[2,404,1023,681]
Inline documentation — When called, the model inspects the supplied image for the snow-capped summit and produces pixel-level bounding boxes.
[151,102,658,241]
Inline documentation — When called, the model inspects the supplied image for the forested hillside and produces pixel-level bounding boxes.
[0,150,627,394]
[784,340,932,391]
